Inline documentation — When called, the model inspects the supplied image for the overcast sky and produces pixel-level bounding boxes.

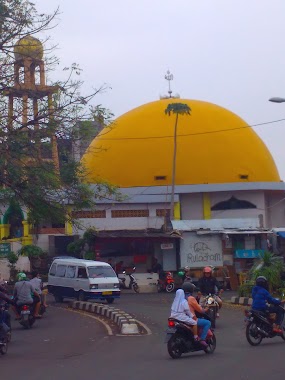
[33,0,285,180]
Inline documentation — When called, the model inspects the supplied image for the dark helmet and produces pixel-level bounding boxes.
[182,281,196,294]
[256,276,268,288]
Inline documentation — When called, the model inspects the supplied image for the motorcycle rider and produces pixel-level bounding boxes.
[170,289,208,348]
[13,272,41,319]
[252,276,285,334]
[30,271,48,308]
[197,266,223,316]
[182,282,212,344]
[0,281,14,329]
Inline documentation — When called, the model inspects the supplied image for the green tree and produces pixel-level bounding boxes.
[0,0,119,226]
[165,103,191,218]
[249,251,285,292]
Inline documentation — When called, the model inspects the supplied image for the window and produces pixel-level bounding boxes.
[77,267,88,279]
[156,209,170,217]
[111,210,149,218]
[211,196,256,211]
[72,210,106,218]
[49,263,56,276]
[66,266,76,278]
[88,266,116,278]
[55,264,66,277]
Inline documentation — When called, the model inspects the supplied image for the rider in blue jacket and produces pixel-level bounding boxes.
[252,276,285,333]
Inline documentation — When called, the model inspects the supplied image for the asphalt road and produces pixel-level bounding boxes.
[2,293,285,380]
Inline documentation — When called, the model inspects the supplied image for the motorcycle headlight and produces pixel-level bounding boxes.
[207,298,214,304]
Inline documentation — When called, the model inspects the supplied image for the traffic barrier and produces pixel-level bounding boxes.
[71,301,140,335]
[231,296,252,306]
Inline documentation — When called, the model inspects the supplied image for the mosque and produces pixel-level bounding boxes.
[1,36,285,286]
[79,93,285,284]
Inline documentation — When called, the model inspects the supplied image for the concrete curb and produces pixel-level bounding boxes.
[71,301,140,335]
[231,296,252,306]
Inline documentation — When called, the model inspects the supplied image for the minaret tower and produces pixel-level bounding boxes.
[5,35,59,170]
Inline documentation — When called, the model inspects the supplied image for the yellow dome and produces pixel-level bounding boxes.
[14,35,43,60]
[82,99,280,187]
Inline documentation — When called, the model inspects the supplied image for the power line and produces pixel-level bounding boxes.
[96,117,285,141]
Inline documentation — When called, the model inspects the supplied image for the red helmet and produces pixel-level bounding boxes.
[203,266,212,274]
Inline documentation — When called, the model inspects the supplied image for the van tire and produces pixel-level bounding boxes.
[106,298,114,304]
[54,294,63,303]
[78,291,87,302]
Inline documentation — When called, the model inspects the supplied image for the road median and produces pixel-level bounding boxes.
[70,301,143,335]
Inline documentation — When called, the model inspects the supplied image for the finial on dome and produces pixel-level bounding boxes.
[165,70,173,98]
[159,70,180,99]
[14,35,44,61]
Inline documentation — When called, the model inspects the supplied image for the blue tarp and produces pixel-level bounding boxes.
[277,231,285,239]
[234,250,264,259]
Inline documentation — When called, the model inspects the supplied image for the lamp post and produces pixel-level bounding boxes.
[165,103,191,219]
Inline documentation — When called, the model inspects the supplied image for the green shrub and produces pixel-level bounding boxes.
[7,251,18,265]
[18,245,44,259]
[238,283,254,297]
[84,251,95,260]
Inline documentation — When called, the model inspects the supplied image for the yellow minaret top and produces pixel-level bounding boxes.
[14,35,44,61]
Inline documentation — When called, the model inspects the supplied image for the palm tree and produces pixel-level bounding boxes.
[165,103,191,219]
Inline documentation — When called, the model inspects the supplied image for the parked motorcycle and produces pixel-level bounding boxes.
[165,318,216,359]
[244,305,285,346]
[19,304,35,329]
[157,272,175,293]
[119,267,140,293]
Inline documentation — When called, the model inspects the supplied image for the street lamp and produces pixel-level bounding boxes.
[269,97,285,103]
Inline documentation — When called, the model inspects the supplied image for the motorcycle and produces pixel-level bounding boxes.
[0,302,11,343]
[0,307,10,356]
[19,304,35,329]
[119,267,140,293]
[244,305,285,346]
[165,318,216,359]
[201,294,220,329]
[157,272,175,293]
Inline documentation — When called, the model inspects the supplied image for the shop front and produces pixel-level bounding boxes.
[92,229,180,275]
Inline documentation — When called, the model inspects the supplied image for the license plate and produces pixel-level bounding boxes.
[21,310,30,315]
[102,291,112,295]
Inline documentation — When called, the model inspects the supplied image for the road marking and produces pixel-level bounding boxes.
[51,306,113,336]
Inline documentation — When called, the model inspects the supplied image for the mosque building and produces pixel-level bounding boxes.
[78,91,285,285]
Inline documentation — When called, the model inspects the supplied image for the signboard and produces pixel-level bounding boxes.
[0,243,11,257]
[180,232,223,268]
[161,243,174,250]
[234,249,264,259]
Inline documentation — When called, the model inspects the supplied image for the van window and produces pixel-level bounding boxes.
[88,266,116,278]
[77,267,88,279]
[66,266,76,278]
[55,264,66,277]
[49,263,56,276]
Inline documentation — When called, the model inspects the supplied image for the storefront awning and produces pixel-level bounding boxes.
[92,229,181,239]
[277,231,285,239]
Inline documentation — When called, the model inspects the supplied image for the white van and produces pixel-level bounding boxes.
[48,258,120,304]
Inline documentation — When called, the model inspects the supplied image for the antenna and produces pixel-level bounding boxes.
[165,70,173,98]
[159,70,180,99]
